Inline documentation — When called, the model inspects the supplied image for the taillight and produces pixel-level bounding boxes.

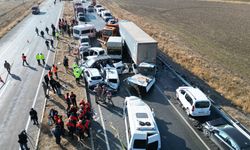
[192,105,195,112]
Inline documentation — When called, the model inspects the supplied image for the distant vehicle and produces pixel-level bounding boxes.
[81,0,86,3]
[74,2,82,7]
[79,36,90,47]
[101,10,113,22]
[77,15,86,22]
[106,36,123,60]
[73,24,96,39]
[77,12,85,18]
[102,66,119,91]
[124,96,161,150]
[203,118,250,150]
[94,4,102,11]
[84,68,103,88]
[96,7,105,16]
[101,23,119,42]
[176,86,211,117]
[75,6,84,15]
[88,5,94,12]
[31,6,40,15]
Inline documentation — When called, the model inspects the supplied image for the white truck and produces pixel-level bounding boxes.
[124,96,161,150]
[119,21,157,96]
[106,36,123,60]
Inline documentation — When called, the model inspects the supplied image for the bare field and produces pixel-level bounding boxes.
[99,0,250,129]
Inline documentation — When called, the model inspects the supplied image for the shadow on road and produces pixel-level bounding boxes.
[10,73,21,81]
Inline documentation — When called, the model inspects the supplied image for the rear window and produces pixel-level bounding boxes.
[81,38,89,43]
[81,29,91,35]
[108,79,117,83]
[147,141,158,150]
[74,29,80,34]
[195,101,210,108]
[134,140,147,149]
[91,76,102,80]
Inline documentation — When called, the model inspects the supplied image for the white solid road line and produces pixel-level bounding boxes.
[155,84,211,150]
[98,104,111,150]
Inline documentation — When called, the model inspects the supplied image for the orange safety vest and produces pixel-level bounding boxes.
[52,66,58,73]
[48,71,53,78]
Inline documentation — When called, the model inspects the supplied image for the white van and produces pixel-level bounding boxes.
[124,96,161,150]
[73,24,96,39]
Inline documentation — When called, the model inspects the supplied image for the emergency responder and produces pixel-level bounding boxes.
[94,84,102,104]
[66,118,75,137]
[40,30,44,38]
[63,56,69,73]
[35,53,41,65]
[73,66,81,84]
[83,119,90,137]
[106,90,114,106]
[35,27,39,35]
[50,39,54,48]
[22,53,28,66]
[55,30,59,40]
[76,120,84,140]
[45,27,49,34]
[40,53,45,65]
[29,108,39,125]
[70,92,77,107]
[51,125,62,144]
[4,60,11,74]
[45,40,50,50]
[48,70,53,80]
[18,130,29,150]
[52,64,58,79]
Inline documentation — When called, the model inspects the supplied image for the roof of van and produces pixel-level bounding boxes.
[107,36,122,43]
[185,87,209,101]
[73,24,95,30]
[119,21,157,43]
[125,96,159,133]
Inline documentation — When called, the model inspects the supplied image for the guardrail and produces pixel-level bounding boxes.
[156,50,250,139]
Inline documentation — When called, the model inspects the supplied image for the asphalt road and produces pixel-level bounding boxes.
[0,0,64,149]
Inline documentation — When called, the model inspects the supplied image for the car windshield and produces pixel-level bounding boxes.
[104,13,111,16]
[81,38,89,43]
[91,76,102,80]
[195,101,210,108]
[108,79,117,83]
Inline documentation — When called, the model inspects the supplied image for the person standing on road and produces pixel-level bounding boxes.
[48,70,53,80]
[4,60,11,74]
[50,78,57,94]
[35,27,39,36]
[106,90,114,105]
[35,53,41,65]
[18,130,29,150]
[45,27,49,34]
[94,84,102,104]
[40,30,44,38]
[52,30,56,38]
[63,56,69,73]
[22,53,28,66]
[45,40,50,50]
[55,30,59,40]
[52,64,58,79]
[29,108,39,125]
[50,39,54,48]
[40,53,45,65]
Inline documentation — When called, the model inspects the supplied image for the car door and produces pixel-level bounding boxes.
[178,89,186,106]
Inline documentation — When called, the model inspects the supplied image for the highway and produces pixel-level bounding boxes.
[0,0,64,149]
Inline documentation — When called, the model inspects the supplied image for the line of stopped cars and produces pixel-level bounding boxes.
[72,1,250,149]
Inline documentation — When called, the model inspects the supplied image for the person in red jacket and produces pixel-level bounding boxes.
[48,70,53,80]
[66,118,75,137]
[22,53,29,66]
[83,119,90,137]
[76,120,84,139]
[52,64,58,79]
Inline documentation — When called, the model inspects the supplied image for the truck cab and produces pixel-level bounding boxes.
[124,96,161,150]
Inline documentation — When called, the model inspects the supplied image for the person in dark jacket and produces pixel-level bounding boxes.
[51,125,62,144]
[29,108,39,125]
[49,78,57,93]
[18,130,29,150]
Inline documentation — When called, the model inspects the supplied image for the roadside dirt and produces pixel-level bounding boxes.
[37,1,91,149]
[99,0,250,129]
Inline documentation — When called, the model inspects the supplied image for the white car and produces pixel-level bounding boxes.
[176,86,211,117]
[94,4,102,11]
[84,68,103,88]
[79,36,90,47]
[101,10,113,22]
[96,7,106,16]
[102,66,119,91]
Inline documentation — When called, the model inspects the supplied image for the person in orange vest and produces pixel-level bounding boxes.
[76,120,84,140]
[83,119,90,137]
[48,70,53,80]
[22,53,28,66]
[66,118,75,137]
[52,64,58,79]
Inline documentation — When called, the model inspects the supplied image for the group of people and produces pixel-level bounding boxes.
[94,84,113,105]
[35,53,46,65]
